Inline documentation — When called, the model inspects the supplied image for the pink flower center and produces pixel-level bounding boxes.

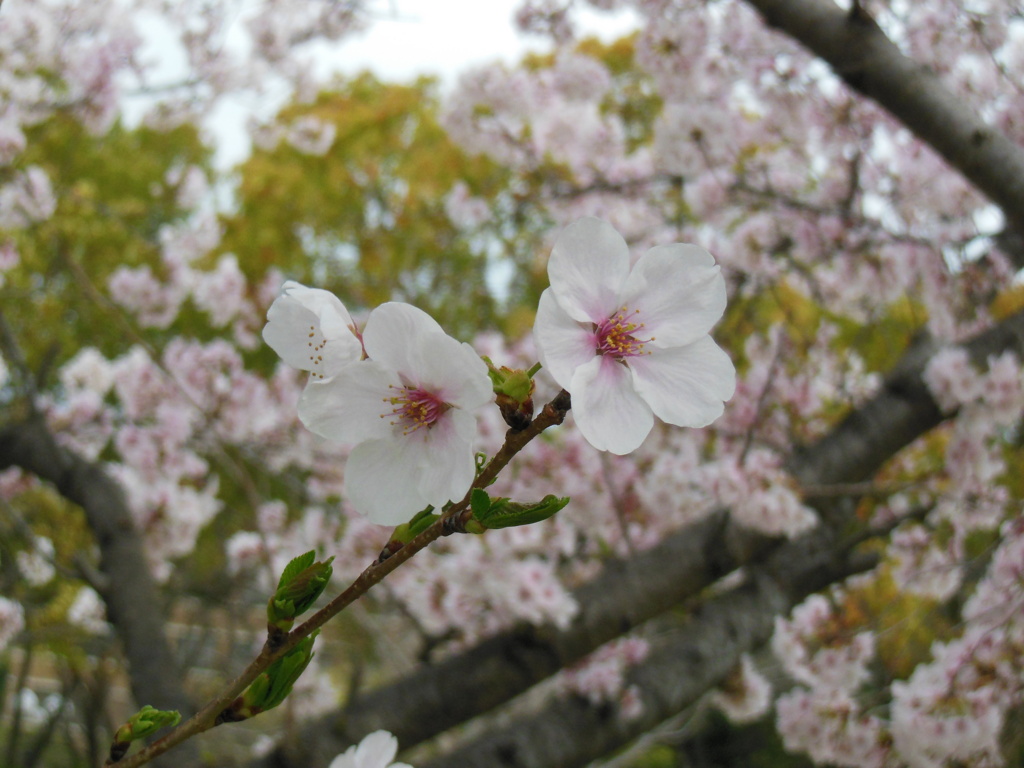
[383,385,450,434]
[595,307,652,360]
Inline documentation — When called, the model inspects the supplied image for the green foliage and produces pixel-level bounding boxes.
[222,73,508,340]
[467,489,570,532]
[2,115,209,372]
[229,632,319,721]
[840,569,954,681]
[578,35,662,152]
[111,704,181,761]
[268,551,334,634]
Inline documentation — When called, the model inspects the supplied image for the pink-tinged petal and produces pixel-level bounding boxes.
[570,355,654,455]
[534,288,598,390]
[619,244,727,348]
[548,217,631,323]
[263,286,361,377]
[362,302,445,372]
[345,439,430,524]
[297,362,399,444]
[629,335,736,428]
[411,332,492,410]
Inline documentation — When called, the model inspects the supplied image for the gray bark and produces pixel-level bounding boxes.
[743,0,1024,264]
[0,416,193,719]
[419,500,872,768]
[259,309,1024,768]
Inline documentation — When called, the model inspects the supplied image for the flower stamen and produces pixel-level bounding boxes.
[307,324,329,379]
[595,307,653,360]
[381,385,451,434]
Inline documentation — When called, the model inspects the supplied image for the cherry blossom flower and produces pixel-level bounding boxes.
[0,596,24,653]
[708,653,772,724]
[534,217,735,454]
[298,302,493,524]
[262,281,363,381]
[328,730,413,768]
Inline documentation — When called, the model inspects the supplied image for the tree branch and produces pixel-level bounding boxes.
[0,417,194,720]
[742,0,1024,265]
[419,508,874,768]
[259,308,1024,767]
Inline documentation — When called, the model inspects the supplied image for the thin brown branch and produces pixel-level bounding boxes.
[108,390,572,768]
[257,309,1024,768]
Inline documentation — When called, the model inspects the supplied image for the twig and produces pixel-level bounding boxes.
[106,390,572,768]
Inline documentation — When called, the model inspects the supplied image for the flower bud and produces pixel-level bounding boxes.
[484,358,539,430]
[108,705,181,762]
[267,551,334,639]
[221,633,319,722]
[392,506,441,545]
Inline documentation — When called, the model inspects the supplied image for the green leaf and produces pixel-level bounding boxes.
[474,495,570,530]
[278,551,317,590]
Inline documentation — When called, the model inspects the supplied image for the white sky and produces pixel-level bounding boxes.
[193,0,641,167]
[333,1,640,84]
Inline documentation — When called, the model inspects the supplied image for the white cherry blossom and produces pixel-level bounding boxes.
[328,730,413,768]
[298,302,493,524]
[262,280,363,381]
[534,217,735,454]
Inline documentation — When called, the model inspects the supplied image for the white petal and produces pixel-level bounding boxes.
[298,362,399,444]
[262,283,361,377]
[345,439,431,525]
[354,731,399,768]
[570,355,654,455]
[453,341,495,409]
[548,217,630,323]
[362,302,445,372]
[448,403,481,445]
[629,336,736,428]
[346,418,476,524]
[534,288,597,390]
[312,303,353,346]
[619,244,727,348]
[283,281,356,338]
[414,417,477,508]
[263,298,320,371]
[327,747,357,768]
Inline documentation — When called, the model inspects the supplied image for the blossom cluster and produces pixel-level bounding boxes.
[771,591,892,768]
[553,636,650,720]
[447,0,1012,343]
[5,0,1024,766]
[773,510,1024,768]
[261,217,735,523]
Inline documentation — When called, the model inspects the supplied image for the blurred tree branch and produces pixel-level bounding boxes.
[257,308,1024,768]
[0,416,194,722]
[744,0,1024,267]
